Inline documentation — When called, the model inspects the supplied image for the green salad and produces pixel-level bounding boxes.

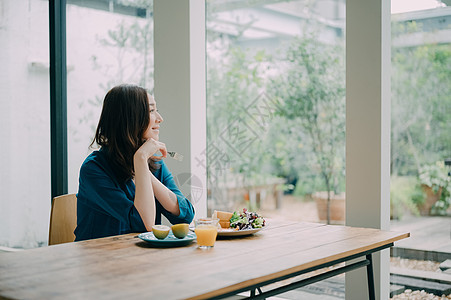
[229,208,265,230]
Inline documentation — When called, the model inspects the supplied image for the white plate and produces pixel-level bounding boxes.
[217,227,264,237]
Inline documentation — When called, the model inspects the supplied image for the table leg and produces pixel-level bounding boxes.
[250,287,263,297]
[366,254,376,300]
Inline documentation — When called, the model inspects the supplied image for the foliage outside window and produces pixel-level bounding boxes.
[391,19,451,217]
[206,0,346,222]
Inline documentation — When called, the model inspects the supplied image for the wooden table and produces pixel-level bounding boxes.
[0,220,409,300]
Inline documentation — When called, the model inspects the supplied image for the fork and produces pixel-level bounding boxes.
[167,151,183,161]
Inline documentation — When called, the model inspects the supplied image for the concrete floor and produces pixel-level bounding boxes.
[391,215,451,253]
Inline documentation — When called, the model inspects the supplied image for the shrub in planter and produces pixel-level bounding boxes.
[390,176,421,220]
[418,161,450,215]
[313,191,345,224]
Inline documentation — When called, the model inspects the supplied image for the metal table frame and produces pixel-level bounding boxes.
[210,243,393,300]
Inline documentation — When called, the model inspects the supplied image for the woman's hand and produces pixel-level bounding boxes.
[134,138,167,161]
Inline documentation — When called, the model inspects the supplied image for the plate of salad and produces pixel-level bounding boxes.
[217,208,266,237]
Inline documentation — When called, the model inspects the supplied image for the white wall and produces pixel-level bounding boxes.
[0,0,51,248]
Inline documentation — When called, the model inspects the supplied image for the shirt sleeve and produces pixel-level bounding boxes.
[156,161,195,225]
[78,160,146,233]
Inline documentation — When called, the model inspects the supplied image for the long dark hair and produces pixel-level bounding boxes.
[91,84,158,180]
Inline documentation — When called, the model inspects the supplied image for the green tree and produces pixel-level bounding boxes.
[270,37,346,224]
[390,20,451,216]
[391,22,451,176]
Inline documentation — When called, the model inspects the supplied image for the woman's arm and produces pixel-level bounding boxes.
[133,138,167,231]
[151,174,180,216]
[154,161,195,224]
[133,153,156,231]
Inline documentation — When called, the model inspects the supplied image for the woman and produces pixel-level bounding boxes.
[75,84,195,241]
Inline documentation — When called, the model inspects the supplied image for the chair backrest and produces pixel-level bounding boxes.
[48,194,77,246]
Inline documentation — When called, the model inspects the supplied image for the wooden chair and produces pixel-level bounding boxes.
[48,194,77,245]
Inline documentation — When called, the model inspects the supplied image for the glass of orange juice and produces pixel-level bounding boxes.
[194,218,219,249]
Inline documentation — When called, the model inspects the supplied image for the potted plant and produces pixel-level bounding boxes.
[390,176,423,220]
[418,161,450,215]
[313,191,345,224]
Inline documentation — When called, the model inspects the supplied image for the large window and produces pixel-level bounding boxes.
[66,1,154,193]
[390,1,451,298]
[206,0,346,225]
[0,0,50,248]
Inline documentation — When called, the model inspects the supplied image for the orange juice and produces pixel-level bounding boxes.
[195,225,218,247]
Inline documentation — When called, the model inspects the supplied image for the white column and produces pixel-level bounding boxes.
[154,0,207,219]
[346,0,391,299]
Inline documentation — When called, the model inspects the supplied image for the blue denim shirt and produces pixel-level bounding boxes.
[75,148,195,241]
